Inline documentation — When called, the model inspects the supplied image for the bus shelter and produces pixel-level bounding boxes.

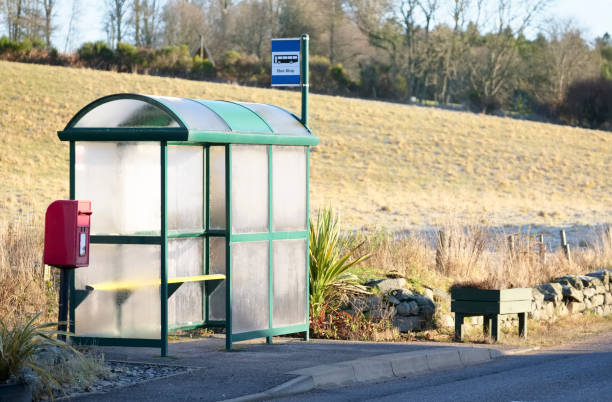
[58,93,319,355]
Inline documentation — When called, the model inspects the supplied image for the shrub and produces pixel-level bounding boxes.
[309,208,370,318]
[309,55,333,92]
[0,37,44,59]
[310,305,398,341]
[309,56,355,94]
[220,50,265,84]
[330,63,354,92]
[190,55,216,80]
[468,90,502,114]
[115,42,140,73]
[358,61,409,100]
[0,313,80,394]
[559,78,612,129]
[149,45,192,76]
[0,216,56,329]
[78,41,116,70]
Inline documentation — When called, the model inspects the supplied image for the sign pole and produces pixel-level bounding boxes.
[301,34,309,127]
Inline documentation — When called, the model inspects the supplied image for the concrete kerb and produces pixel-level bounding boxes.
[224,347,526,401]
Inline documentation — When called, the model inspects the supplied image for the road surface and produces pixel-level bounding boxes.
[278,332,612,401]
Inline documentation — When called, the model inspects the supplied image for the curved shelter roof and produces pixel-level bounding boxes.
[59,93,319,146]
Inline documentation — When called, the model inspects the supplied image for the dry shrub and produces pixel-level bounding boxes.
[0,215,56,327]
[310,296,399,342]
[574,227,612,270]
[356,230,442,288]
[355,224,611,291]
[438,226,599,289]
[435,225,490,280]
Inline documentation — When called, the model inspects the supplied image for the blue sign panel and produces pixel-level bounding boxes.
[271,38,301,87]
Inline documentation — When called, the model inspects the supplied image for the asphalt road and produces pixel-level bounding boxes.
[278,332,612,402]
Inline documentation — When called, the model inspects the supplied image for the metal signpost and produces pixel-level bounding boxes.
[271,34,309,126]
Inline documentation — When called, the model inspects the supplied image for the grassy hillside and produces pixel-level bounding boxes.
[0,60,610,229]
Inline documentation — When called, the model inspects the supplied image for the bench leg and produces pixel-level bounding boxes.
[518,312,527,339]
[490,314,500,342]
[266,336,273,344]
[483,315,491,337]
[454,313,465,341]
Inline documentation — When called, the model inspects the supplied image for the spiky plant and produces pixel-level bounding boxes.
[309,208,370,319]
[0,312,82,398]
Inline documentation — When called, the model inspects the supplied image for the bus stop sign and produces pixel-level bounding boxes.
[271,38,301,87]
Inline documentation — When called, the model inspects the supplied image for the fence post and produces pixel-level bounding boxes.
[560,230,571,263]
[507,234,515,259]
[436,230,446,272]
[537,234,546,264]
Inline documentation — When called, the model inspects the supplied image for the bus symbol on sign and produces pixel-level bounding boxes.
[274,54,298,64]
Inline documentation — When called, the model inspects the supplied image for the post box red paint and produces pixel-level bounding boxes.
[43,200,92,268]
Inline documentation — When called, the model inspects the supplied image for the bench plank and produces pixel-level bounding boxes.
[86,274,226,292]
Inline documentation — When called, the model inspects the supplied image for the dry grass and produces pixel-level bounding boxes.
[454,314,612,347]
[0,215,56,328]
[0,60,610,229]
[351,225,612,290]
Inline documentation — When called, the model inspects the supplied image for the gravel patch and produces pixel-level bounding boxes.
[56,361,192,400]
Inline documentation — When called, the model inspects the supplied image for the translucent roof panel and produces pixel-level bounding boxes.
[238,103,309,135]
[61,94,319,145]
[150,96,230,132]
[73,99,180,128]
[195,100,272,133]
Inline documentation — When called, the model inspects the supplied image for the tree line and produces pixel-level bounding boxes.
[1,0,611,129]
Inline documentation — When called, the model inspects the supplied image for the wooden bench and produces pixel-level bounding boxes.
[73,274,226,335]
[74,274,225,308]
[86,274,226,295]
[451,287,531,342]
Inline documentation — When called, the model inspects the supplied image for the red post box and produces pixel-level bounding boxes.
[43,200,92,268]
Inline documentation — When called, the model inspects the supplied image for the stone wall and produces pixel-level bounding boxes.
[531,269,612,320]
[355,269,612,334]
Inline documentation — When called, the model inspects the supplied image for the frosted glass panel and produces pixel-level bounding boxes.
[75,142,160,235]
[239,103,309,135]
[152,96,230,131]
[272,146,307,232]
[168,146,204,231]
[208,237,226,321]
[73,99,179,128]
[74,244,161,339]
[231,145,268,234]
[210,146,226,230]
[168,238,203,327]
[231,241,269,333]
[273,239,308,327]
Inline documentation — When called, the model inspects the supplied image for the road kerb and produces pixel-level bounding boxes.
[426,349,463,371]
[224,347,512,401]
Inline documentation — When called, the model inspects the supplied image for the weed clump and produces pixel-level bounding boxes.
[0,215,57,328]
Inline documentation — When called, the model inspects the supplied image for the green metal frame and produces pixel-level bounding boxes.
[223,144,310,350]
[59,130,318,146]
[161,142,169,356]
[225,144,233,351]
[67,139,312,354]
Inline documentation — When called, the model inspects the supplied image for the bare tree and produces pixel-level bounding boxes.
[41,0,54,47]
[437,0,469,103]
[131,0,160,46]
[232,0,280,60]
[466,0,552,110]
[544,20,599,104]
[162,0,206,46]
[64,0,81,52]
[105,0,129,47]
[4,0,25,41]
[418,0,438,38]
